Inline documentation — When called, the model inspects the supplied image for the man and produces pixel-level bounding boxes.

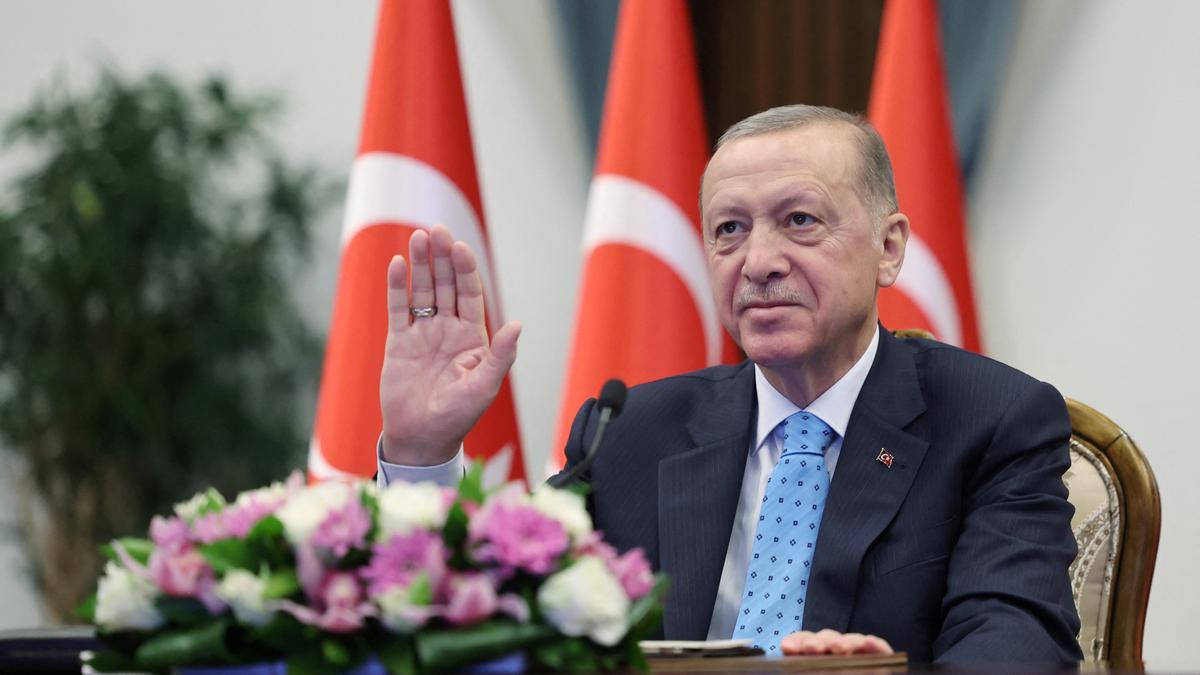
[377,105,1082,663]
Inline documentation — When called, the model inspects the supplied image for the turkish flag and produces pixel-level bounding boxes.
[551,0,739,472]
[309,0,525,486]
[869,0,982,351]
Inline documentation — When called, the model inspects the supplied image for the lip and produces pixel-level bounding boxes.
[739,302,797,314]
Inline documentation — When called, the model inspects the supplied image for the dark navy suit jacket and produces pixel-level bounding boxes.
[560,330,1083,664]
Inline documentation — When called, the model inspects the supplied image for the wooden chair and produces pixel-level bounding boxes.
[1064,398,1160,666]
[890,330,1161,664]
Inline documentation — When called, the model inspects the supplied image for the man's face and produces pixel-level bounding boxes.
[701,124,898,370]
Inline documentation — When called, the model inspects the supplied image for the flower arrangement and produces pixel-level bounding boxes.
[80,466,666,674]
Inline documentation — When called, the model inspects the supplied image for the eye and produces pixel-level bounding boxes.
[788,212,812,227]
[715,221,742,237]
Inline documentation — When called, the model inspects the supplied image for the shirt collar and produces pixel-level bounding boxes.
[751,325,880,454]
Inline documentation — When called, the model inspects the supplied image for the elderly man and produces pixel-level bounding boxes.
[376,105,1082,664]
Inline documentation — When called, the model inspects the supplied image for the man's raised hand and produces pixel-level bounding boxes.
[379,224,520,466]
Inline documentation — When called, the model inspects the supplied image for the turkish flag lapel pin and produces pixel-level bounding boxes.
[876,448,894,469]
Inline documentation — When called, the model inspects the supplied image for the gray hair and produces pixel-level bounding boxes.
[710,104,899,222]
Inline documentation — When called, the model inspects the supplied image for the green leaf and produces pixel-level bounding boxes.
[263,568,300,599]
[375,637,418,675]
[248,613,305,652]
[133,619,233,670]
[84,648,136,673]
[531,636,600,673]
[199,537,258,573]
[77,594,97,622]
[415,620,554,672]
[443,502,470,568]
[322,638,351,666]
[246,514,284,543]
[285,644,328,675]
[156,596,213,626]
[626,574,669,637]
[408,573,432,606]
[101,537,154,566]
[457,461,486,504]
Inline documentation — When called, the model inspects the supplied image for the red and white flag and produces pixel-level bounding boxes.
[552,0,739,471]
[869,0,982,351]
[309,0,526,485]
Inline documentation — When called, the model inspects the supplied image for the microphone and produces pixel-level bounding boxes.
[548,379,627,488]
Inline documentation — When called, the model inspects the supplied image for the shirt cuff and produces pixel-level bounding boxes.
[376,435,465,489]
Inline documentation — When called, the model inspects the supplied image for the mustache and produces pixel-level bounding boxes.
[735,283,807,308]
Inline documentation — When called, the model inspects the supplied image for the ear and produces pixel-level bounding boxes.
[876,212,909,288]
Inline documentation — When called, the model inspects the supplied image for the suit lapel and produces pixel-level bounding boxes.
[658,364,756,639]
[803,330,930,632]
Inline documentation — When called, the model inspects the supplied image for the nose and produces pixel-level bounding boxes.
[742,225,790,284]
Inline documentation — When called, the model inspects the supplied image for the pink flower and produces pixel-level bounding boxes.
[310,498,371,558]
[443,573,497,626]
[609,548,655,600]
[221,498,281,539]
[191,512,229,544]
[361,530,447,598]
[148,545,211,597]
[574,532,655,599]
[469,500,568,576]
[150,516,191,549]
[280,571,375,633]
[146,543,225,613]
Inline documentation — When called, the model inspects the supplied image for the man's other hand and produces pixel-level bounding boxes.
[380,224,520,466]
[780,629,894,656]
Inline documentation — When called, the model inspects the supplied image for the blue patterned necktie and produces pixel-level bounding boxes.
[732,411,836,652]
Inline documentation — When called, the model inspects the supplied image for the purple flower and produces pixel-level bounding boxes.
[574,532,654,599]
[310,498,371,558]
[443,573,497,626]
[222,497,281,539]
[469,499,569,576]
[150,515,191,549]
[361,530,447,598]
[609,548,655,600]
[146,543,225,613]
[191,511,229,544]
[280,571,375,633]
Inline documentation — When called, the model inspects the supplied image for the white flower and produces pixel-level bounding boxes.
[530,486,593,543]
[275,481,354,545]
[94,562,165,632]
[375,582,436,633]
[377,481,449,540]
[537,556,630,646]
[215,570,271,627]
[173,488,225,522]
[232,481,286,510]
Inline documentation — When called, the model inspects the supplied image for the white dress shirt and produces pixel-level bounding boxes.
[377,327,880,640]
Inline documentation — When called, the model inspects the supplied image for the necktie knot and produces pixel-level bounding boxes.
[781,411,835,457]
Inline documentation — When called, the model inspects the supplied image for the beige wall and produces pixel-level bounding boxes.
[971,0,1200,668]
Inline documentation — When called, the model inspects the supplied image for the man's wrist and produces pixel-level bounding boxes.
[377,435,464,488]
[380,434,461,467]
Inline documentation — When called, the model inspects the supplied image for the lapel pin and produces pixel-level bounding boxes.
[876,448,894,469]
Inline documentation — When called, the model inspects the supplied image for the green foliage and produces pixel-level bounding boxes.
[0,68,331,619]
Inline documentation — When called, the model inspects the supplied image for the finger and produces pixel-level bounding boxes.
[408,229,435,312]
[861,635,894,655]
[386,255,410,334]
[831,633,867,655]
[451,240,487,326]
[429,224,457,317]
[780,631,819,655]
[488,320,521,369]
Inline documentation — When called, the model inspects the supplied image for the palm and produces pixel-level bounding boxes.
[379,225,519,465]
